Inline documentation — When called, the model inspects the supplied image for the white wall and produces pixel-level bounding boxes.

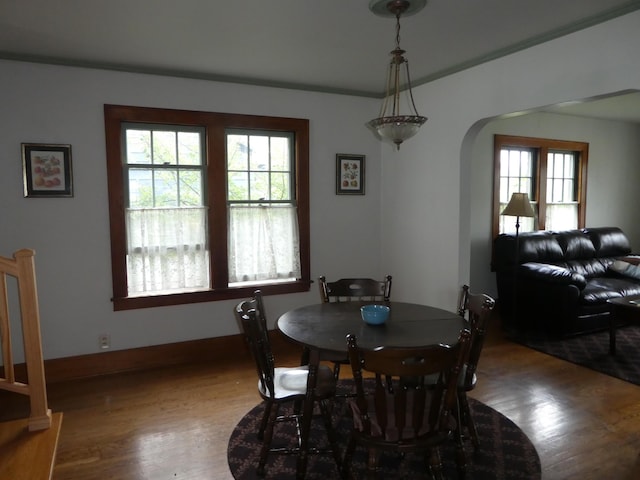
[470,112,640,298]
[0,62,382,360]
[3,9,640,361]
[381,10,640,309]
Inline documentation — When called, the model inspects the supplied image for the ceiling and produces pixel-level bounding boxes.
[1,0,640,121]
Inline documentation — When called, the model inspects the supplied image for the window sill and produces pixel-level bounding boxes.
[112,280,312,311]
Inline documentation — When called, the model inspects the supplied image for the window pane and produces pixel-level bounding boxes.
[565,157,575,177]
[178,132,201,166]
[250,171,269,201]
[227,134,249,170]
[500,150,509,176]
[270,172,290,201]
[554,154,564,177]
[153,131,177,165]
[553,179,563,202]
[271,137,290,171]
[508,151,520,175]
[179,171,203,206]
[154,170,179,206]
[128,169,153,208]
[228,171,248,201]
[499,177,508,203]
[249,135,269,171]
[564,179,575,201]
[126,130,152,165]
[520,153,532,176]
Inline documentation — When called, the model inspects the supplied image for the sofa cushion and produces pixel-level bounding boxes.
[564,258,610,279]
[555,230,596,260]
[609,260,640,280]
[518,233,565,263]
[581,277,640,304]
[585,227,632,257]
[520,262,587,288]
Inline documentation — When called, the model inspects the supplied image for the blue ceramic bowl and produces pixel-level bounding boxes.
[361,304,390,325]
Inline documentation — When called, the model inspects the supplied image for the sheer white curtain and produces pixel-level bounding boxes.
[228,204,301,284]
[545,203,578,231]
[126,207,209,295]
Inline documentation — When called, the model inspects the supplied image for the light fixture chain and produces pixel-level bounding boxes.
[395,11,402,49]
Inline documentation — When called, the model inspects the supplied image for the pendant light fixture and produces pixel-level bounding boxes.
[367,0,427,150]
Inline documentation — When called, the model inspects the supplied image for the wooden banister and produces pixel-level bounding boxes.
[0,249,51,431]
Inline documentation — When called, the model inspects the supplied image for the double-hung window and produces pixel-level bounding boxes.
[492,135,588,238]
[104,105,310,310]
[226,130,300,286]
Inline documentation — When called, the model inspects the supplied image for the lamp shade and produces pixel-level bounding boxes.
[501,193,535,218]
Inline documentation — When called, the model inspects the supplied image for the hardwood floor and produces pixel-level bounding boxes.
[3,317,640,479]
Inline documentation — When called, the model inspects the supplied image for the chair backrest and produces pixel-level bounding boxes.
[319,275,392,303]
[346,329,471,445]
[457,284,470,317]
[235,290,276,398]
[463,292,496,387]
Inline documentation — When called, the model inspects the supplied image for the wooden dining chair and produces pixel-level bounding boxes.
[457,284,470,317]
[235,290,341,477]
[456,292,496,450]
[317,275,393,386]
[432,289,495,475]
[342,329,471,480]
[319,275,392,304]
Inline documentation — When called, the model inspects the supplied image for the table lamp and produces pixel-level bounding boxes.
[501,192,536,237]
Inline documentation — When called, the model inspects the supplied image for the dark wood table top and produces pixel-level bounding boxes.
[276,301,467,357]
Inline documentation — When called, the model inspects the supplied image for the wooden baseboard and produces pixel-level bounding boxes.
[19,331,292,384]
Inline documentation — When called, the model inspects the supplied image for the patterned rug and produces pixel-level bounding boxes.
[227,380,540,479]
[521,325,640,386]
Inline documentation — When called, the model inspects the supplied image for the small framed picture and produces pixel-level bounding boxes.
[336,154,365,195]
[22,143,73,197]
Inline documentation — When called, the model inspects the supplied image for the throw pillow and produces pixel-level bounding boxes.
[609,260,640,280]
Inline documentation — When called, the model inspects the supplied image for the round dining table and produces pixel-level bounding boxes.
[276,300,468,479]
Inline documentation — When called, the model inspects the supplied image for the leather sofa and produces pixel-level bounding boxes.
[493,227,640,337]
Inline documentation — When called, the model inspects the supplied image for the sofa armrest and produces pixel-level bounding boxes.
[519,262,587,289]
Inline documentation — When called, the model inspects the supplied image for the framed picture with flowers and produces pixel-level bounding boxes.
[22,143,73,197]
[336,154,365,195]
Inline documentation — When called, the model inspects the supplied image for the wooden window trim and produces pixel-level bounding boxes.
[104,105,311,310]
[492,134,588,240]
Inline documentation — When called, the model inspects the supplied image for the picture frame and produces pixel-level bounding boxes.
[22,143,73,197]
[336,154,365,195]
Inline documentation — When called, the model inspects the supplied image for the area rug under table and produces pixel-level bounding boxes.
[228,380,540,479]
[520,325,640,386]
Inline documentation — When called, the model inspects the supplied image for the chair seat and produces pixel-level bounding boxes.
[258,365,336,400]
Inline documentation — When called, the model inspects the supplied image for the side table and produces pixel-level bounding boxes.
[608,295,640,355]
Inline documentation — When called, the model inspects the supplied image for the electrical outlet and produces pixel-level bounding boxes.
[99,333,111,350]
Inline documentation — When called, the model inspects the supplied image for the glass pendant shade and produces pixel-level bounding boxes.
[368,115,425,146]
